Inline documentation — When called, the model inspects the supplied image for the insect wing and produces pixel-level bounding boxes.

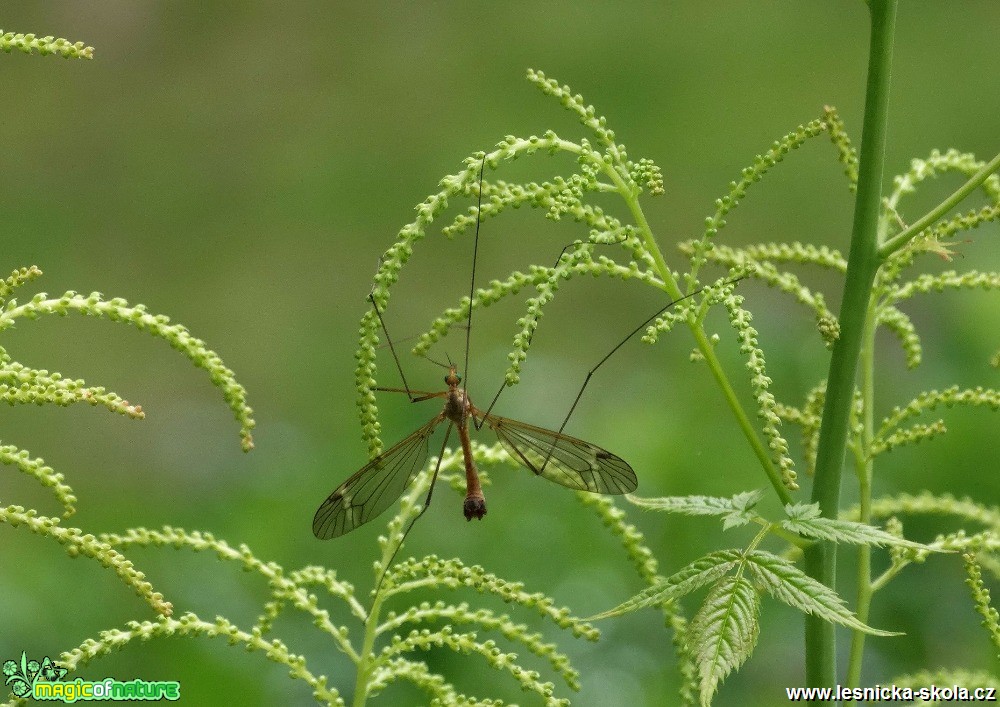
[313,416,441,539]
[482,413,637,494]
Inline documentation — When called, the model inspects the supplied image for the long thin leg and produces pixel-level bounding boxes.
[463,156,487,405]
[476,237,635,425]
[369,291,420,402]
[536,277,744,469]
[482,276,744,468]
[369,423,454,606]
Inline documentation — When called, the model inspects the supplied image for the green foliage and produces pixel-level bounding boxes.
[0,210,611,705]
[343,447,612,706]
[4,445,628,706]
[686,575,759,707]
[6,12,1000,705]
[0,505,173,617]
[368,57,1000,707]
[587,492,941,704]
[105,498,592,707]
[0,18,248,667]
[0,266,257,703]
[341,60,1000,702]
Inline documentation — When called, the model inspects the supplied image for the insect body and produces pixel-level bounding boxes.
[312,364,635,539]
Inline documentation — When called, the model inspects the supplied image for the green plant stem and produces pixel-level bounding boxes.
[614,170,794,507]
[846,298,879,688]
[692,324,794,506]
[353,611,379,706]
[352,539,398,707]
[804,0,897,692]
[871,564,905,592]
[879,150,1000,258]
[502,134,793,506]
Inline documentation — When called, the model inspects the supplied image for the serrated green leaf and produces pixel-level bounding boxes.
[687,575,760,707]
[588,550,742,620]
[745,550,900,636]
[721,513,752,531]
[784,502,822,521]
[782,510,942,551]
[627,490,764,516]
[730,490,764,511]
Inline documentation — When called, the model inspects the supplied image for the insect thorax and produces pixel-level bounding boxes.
[444,388,470,425]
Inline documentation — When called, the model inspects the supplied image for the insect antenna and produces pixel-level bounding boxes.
[423,354,452,370]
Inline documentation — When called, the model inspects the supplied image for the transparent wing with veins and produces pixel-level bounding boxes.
[478,410,637,494]
[312,415,444,539]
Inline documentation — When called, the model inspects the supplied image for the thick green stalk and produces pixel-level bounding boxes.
[803,0,897,693]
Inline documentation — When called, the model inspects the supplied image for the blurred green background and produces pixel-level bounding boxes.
[2,2,998,705]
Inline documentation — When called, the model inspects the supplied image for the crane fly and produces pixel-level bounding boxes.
[313,154,635,540]
[312,151,739,542]
[311,362,636,539]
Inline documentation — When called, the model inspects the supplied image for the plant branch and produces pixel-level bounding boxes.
[879,151,1000,258]
[610,166,794,506]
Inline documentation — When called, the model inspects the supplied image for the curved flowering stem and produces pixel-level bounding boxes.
[879,151,1000,258]
[0,30,92,59]
[0,444,77,516]
[0,505,172,617]
[0,289,254,451]
[57,613,342,706]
